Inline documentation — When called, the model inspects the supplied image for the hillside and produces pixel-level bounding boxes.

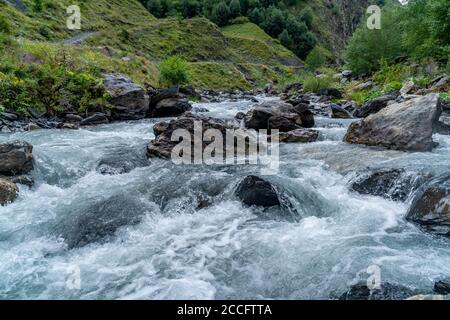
[1,0,303,90]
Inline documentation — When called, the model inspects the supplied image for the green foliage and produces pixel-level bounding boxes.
[229,0,242,18]
[212,2,231,27]
[344,5,404,75]
[373,59,411,84]
[440,92,450,103]
[305,46,329,71]
[303,72,336,93]
[0,14,11,34]
[181,0,201,19]
[159,55,190,86]
[229,16,250,25]
[32,0,44,13]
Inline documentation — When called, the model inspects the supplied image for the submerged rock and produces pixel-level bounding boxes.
[235,175,280,208]
[96,147,149,175]
[351,169,428,201]
[406,175,450,237]
[60,195,147,249]
[0,178,18,206]
[339,282,416,300]
[344,93,442,152]
[103,73,149,120]
[0,140,33,176]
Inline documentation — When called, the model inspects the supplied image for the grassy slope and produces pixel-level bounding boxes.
[1,0,301,90]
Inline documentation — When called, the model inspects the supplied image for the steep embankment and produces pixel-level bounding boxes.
[1,0,301,90]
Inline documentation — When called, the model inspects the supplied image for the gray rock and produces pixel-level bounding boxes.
[235,175,280,208]
[80,113,109,126]
[267,114,301,132]
[0,178,18,206]
[342,70,353,77]
[406,175,450,237]
[278,129,319,143]
[331,105,353,119]
[317,88,343,99]
[434,279,450,295]
[103,73,149,120]
[97,146,148,175]
[344,94,442,152]
[152,97,192,118]
[0,140,33,176]
[339,282,416,300]
[353,93,398,118]
[0,112,18,121]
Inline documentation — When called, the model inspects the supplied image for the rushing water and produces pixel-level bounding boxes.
[0,97,449,300]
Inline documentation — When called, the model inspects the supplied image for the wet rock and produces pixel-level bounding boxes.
[351,169,427,201]
[0,140,33,176]
[60,123,79,130]
[235,112,246,120]
[152,97,192,118]
[80,113,109,126]
[317,88,342,99]
[235,175,280,208]
[434,278,450,295]
[103,73,149,120]
[59,195,146,249]
[344,93,442,152]
[9,175,34,187]
[193,107,210,113]
[147,112,239,160]
[96,147,148,175]
[179,85,201,100]
[0,178,18,206]
[26,123,40,131]
[278,129,319,143]
[65,114,83,122]
[406,175,450,237]
[339,282,416,300]
[331,105,353,119]
[353,93,398,118]
[244,106,278,130]
[0,112,18,121]
[268,115,301,132]
[435,121,450,135]
[400,80,417,96]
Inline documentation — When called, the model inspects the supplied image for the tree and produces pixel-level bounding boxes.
[248,7,265,25]
[284,15,316,58]
[146,0,163,18]
[305,46,328,70]
[278,29,292,49]
[181,0,201,18]
[240,0,250,15]
[229,0,242,18]
[299,7,314,29]
[261,6,285,37]
[211,2,231,26]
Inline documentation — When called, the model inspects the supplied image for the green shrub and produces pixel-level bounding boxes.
[373,60,410,84]
[229,16,250,25]
[32,0,44,13]
[303,72,335,93]
[159,55,189,86]
[0,15,11,34]
[440,92,450,103]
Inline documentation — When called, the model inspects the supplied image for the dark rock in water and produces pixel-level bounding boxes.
[435,121,450,135]
[278,129,319,143]
[179,85,200,99]
[434,278,450,295]
[0,178,18,206]
[317,88,342,99]
[96,147,148,175]
[153,122,170,137]
[244,106,278,130]
[268,115,301,132]
[193,107,210,113]
[0,140,33,176]
[235,112,246,120]
[60,195,146,249]
[351,169,427,202]
[344,94,442,152]
[0,112,18,121]
[339,282,416,300]
[9,175,34,187]
[406,175,450,237]
[65,114,83,122]
[331,104,353,119]
[291,103,315,128]
[80,113,109,126]
[152,97,192,118]
[103,73,149,120]
[353,93,398,118]
[235,176,280,208]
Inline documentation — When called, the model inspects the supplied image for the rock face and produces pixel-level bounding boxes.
[353,94,398,118]
[279,129,319,143]
[339,282,416,300]
[351,169,428,202]
[0,178,18,206]
[103,73,149,120]
[59,195,146,249]
[406,175,450,237]
[149,87,192,118]
[344,94,442,152]
[235,175,280,208]
[0,140,33,176]
[147,112,238,159]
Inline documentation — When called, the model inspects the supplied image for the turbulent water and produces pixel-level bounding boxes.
[1,97,449,300]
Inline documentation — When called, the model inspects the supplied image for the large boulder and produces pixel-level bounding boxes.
[0,140,33,176]
[0,178,18,205]
[317,88,343,99]
[339,282,416,300]
[331,105,353,119]
[434,279,450,295]
[353,93,398,118]
[149,87,192,117]
[344,94,442,152]
[103,73,149,120]
[235,175,280,208]
[267,114,301,132]
[406,175,450,237]
[80,113,109,126]
[147,112,240,160]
